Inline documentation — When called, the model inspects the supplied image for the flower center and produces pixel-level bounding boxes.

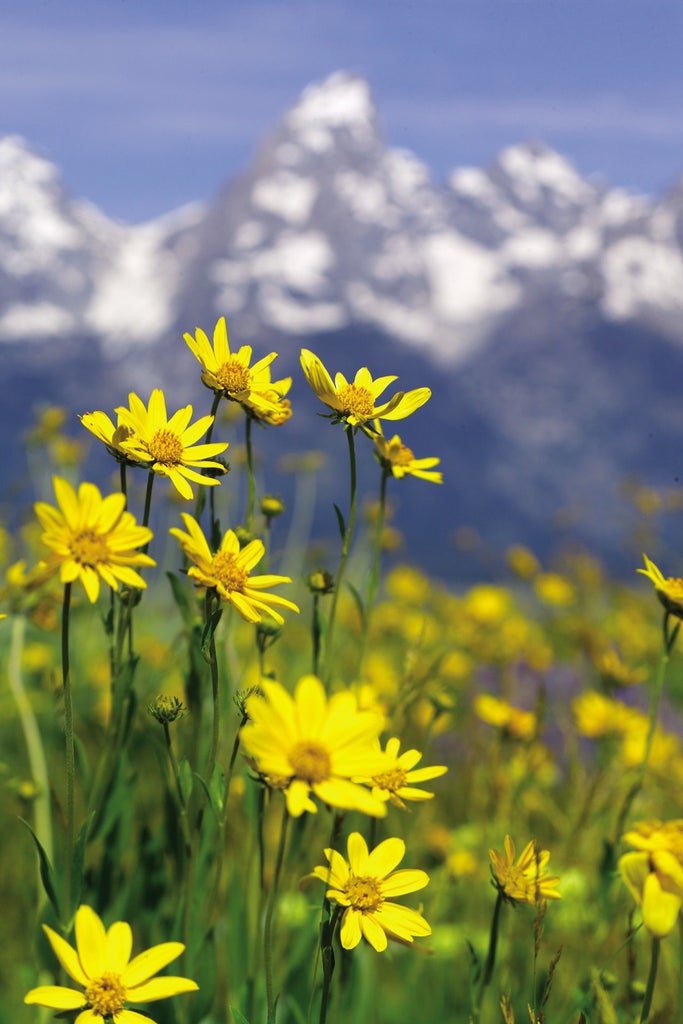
[69,530,109,567]
[84,972,127,1016]
[371,767,407,793]
[212,550,248,593]
[394,444,415,466]
[288,740,331,783]
[148,429,184,466]
[215,358,251,396]
[344,875,383,912]
[337,384,374,420]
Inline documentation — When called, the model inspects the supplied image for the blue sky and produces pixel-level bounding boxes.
[1,0,682,222]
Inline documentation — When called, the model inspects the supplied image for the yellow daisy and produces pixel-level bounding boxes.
[489,835,561,906]
[79,410,136,465]
[373,428,442,483]
[638,553,683,618]
[362,736,448,809]
[169,513,299,625]
[309,831,431,951]
[24,904,198,1023]
[240,675,387,817]
[34,477,155,603]
[184,316,282,416]
[618,822,683,937]
[112,389,228,501]
[246,371,293,425]
[300,349,431,428]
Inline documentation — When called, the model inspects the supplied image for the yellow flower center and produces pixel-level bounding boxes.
[148,429,184,466]
[372,767,407,793]
[69,530,109,567]
[288,740,331,783]
[215,358,251,395]
[337,384,374,420]
[84,972,127,1016]
[394,444,415,466]
[212,550,248,593]
[344,875,383,912]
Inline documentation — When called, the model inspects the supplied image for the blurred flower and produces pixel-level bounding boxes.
[24,904,198,1020]
[506,544,540,579]
[619,821,683,937]
[572,690,633,738]
[638,554,683,619]
[113,389,228,501]
[241,675,387,817]
[474,694,537,741]
[533,573,576,607]
[489,835,561,905]
[463,584,512,625]
[361,736,448,809]
[300,348,430,428]
[260,494,285,519]
[372,427,442,483]
[594,648,647,689]
[246,371,293,425]
[308,831,431,951]
[170,513,299,625]
[34,477,154,603]
[184,316,284,418]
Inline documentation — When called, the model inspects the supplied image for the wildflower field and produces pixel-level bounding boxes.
[4,317,683,1024]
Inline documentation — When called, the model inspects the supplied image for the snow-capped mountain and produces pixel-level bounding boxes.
[3,70,683,577]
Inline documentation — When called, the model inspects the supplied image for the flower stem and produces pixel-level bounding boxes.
[8,614,54,891]
[245,410,256,533]
[640,936,660,1023]
[61,582,75,919]
[473,890,504,1022]
[323,426,357,687]
[319,904,342,1024]
[142,470,155,531]
[205,590,221,786]
[358,464,389,676]
[614,614,675,841]
[265,800,289,1024]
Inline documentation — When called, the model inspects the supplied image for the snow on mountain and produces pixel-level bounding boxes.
[2,71,683,366]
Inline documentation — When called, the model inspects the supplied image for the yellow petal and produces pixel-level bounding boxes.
[75,905,107,978]
[25,985,85,1009]
[127,976,199,1002]
[360,913,388,951]
[366,837,405,879]
[123,942,185,988]
[41,924,89,986]
[339,908,362,949]
[642,871,681,937]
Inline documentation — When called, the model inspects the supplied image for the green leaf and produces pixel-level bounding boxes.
[20,818,61,920]
[179,758,194,804]
[346,581,365,627]
[209,763,227,816]
[201,606,223,663]
[70,813,95,916]
[333,503,346,541]
[230,1009,252,1024]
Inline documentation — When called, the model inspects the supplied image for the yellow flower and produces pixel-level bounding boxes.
[300,348,431,428]
[34,477,155,603]
[474,694,537,741]
[309,831,431,951]
[619,823,683,937]
[184,316,283,416]
[638,553,683,618]
[24,904,198,1022]
[361,736,448,809]
[245,371,293,425]
[112,390,228,501]
[489,835,561,905]
[572,690,633,738]
[506,544,540,579]
[240,675,387,817]
[373,427,442,483]
[169,513,299,625]
[533,572,575,607]
[79,410,136,464]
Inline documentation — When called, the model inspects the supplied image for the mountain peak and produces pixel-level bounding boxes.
[494,141,596,206]
[288,72,374,128]
[0,134,61,191]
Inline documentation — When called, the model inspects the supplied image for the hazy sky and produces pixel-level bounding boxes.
[2,0,681,222]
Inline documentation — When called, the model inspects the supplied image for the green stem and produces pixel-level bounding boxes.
[119,461,127,504]
[61,582,75,920]
[142,470,155,531]
[265,800,290,1024]
[202,392,222,530]
[614,616,674,841]
[245,410,256,533]
[8,614,54,887]
[163,722,192,861]
[319,905,342,1024]
[312,593,322,677]
[205,591,221,786]
[358,464,388,675]
[473,890,504,1022]
[323,426,357,687]
[640,936,660,1023]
